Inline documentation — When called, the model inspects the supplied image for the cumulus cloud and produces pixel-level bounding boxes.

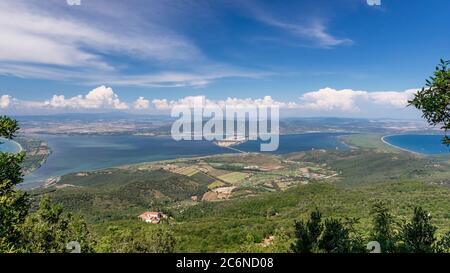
[299,87,418,112]
[44,86,128,110]
[300,87,367,111]
[369,89,418,108]
[134,97,150,109]
[0,86,420,119]
[0,95,11,108]
[151,95,296,110]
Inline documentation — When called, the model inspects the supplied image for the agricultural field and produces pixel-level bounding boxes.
[217,172,249,184]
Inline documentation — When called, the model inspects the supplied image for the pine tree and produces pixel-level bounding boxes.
[370,201,397,252]
[291,209,323,253]
[0,116,29,252]
[399,207,437,253]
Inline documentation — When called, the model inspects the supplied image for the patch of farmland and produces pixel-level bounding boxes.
[208,181,225,189]
[206,153,283,170]
[190,171,216,184]
[201,164,231,177]
[217,172,249,184]
[174,166,199,176]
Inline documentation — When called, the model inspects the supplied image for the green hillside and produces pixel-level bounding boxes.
[32,169,210,222]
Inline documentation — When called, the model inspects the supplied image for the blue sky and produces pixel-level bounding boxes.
[0,0,449,117]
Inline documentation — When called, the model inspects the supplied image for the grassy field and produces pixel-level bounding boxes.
[217,172,249,184]
[340,133,402,153]
[173,166,199,176]
[208,181,225,189]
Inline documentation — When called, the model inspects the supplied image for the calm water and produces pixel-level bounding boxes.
[383,134,450,154]
[0,137,21,153]
[22,133,348,187]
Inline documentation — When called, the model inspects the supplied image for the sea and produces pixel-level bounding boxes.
[383,134,450,155]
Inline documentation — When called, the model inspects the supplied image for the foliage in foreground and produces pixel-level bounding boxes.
[292,203,450,253]
[409,59,450,144]
[0,116,93,253]
[95,224,176,253]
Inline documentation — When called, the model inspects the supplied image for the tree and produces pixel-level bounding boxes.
[0,116,92,253]
[133,225,176,253]
[95,225,176,253]
[318,218,352,253]
[399,207,437,253]
[291,207,449,253]
[94,226,135,253]
[20,196,93,253]
[268,227,293,253]
[292,210,364,253]
[409,59,450,144]
[435,231,450,253]
[0,116,29,252]
[0,116,19,139]
[370,201,397,253]
[291,209,323,253]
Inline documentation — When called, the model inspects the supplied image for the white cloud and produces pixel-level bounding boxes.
[299,87,418,112]
[0,86,419,118]
[44,86,128,110]
[0,1,199,67]
[151,95,295,110]
[300,87,366,111]
[99,70,269,87]
[0,1,271,88]
[151,98,172,110]
[245,4,352,48]
[295,87,420,119]
[0,95,11,108]
[134,97,150,109]
[262,18,352,48]
[152,96,212,110]
[220,96,297,109]
[369,89,418,108]
[0,0,216,85]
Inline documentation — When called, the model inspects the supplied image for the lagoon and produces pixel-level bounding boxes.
[383,134,450,155]
[22,133,348,187]
[0,137,21,153]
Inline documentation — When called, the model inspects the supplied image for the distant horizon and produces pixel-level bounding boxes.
[8,111,425,122]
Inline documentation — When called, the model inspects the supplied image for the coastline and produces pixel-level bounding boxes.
[381,134,424,155]
[0,137,24,153]
[25,131,350,189]
[14,140,24,153]
[336,134,358,150]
